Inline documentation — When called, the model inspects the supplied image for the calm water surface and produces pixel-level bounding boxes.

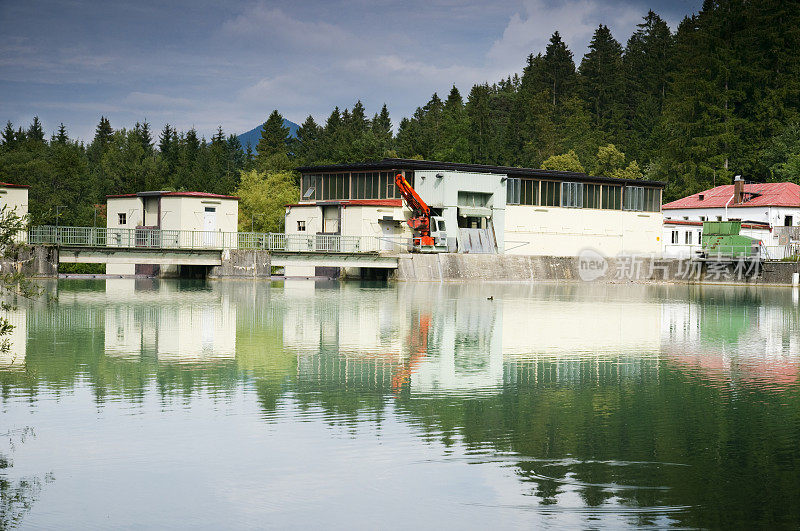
[2,279,800,528]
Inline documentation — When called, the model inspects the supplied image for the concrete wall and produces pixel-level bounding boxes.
[0,245,59,277]
[208,249,271,279]
[167,196,238,233]
[394,253,800,285]
[107,196,143,229]
[505,205,662,256]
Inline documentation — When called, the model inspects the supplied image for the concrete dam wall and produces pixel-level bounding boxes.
[393,253,800,286]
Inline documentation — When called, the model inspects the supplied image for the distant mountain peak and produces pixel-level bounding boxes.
[237,119,299,152]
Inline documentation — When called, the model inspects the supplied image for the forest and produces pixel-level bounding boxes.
[1,1,799,231]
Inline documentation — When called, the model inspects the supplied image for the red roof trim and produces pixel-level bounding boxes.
[0,182,30,189]
[285,199,403,208]
[664,219,771,230]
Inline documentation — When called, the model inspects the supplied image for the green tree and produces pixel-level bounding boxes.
[543,32,577,107]
[255,111,290,170]
[235,170,299,233]
[579,25,625,136]
[542,150,585,172]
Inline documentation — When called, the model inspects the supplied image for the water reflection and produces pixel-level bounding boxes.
[1,280,800,528]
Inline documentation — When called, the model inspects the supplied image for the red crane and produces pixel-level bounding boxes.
[395,172,435,247]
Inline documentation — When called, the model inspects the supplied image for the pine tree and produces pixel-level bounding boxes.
[371,104,393,156]
[579,25,625,136]
[255,110,290,160]
[2,121,16,148]
[54,123,69,144]
[27,116,45,142]
[543,32,577,107]
[433,87,470,163]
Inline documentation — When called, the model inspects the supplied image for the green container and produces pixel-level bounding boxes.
[702,220,741,236]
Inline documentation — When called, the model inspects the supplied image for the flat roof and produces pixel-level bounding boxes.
[296,158,666,188]
[107,191,239,200]
[0,182,30,189]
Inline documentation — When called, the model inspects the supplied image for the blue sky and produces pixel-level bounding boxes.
[1,0,701,142]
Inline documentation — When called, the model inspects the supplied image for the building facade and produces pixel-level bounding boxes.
[285,159,664,275]
[106,191,238,275]
[662,178,800,258]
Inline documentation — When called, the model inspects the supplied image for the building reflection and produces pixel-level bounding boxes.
[102,280,236,361]
[660,286,800,388]
[0,308,26,369]
[281,282,665,395]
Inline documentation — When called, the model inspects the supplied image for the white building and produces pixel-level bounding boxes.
[285,159,664,276]
[662,178,800,258]
[0,182,29,242]
[106,191,239,275]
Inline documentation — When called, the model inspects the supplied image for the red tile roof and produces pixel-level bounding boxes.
[0,182,30,188]
[663,182,800,209]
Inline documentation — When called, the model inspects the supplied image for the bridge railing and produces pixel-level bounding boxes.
[28,226,408,254]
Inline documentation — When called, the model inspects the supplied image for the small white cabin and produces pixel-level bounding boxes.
[105,191,239,275]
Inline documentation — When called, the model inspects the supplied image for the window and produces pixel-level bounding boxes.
[785,215,793,227]
[716,216,722,221]
[624,186,645,211]
[584,184,601,209]
[602,186,622,210]
[437,220,446,232]
[643,188,661,212]
[685,231,692,244]
[507,177,521,204]
[118,213,126,225]
[671,230,679,244]
[521,179,538,205]
[700,216,706,221]
[297,220,306,231]
[541,181,560,206]
[561,182,583,208]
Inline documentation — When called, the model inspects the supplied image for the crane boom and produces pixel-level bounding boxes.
[395,172,435,246]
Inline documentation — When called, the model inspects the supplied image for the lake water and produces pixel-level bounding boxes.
[2,279,800,528]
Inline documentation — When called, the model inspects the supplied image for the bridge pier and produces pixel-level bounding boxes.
[208,249,271,279]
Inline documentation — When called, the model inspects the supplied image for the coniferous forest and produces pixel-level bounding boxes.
[2,2,800,230]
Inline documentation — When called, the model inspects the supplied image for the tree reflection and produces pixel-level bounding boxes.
[0,428,54,529]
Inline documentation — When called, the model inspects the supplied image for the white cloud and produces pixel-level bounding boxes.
[219,4,360,53]
[488,0,644,71]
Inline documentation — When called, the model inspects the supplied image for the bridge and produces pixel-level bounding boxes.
[27,226,403,271]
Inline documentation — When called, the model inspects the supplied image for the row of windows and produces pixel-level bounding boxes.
[670,230,702,245]
[506,178,661,212]
[301,171,411,201]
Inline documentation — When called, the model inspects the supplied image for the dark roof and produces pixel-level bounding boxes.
[0,182,30,189]
[107,191,239,200]
[296,158,666,188]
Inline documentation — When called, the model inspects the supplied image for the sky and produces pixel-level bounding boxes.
[0,0,701,143]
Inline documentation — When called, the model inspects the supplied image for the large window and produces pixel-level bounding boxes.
[521,179,539,205]
[507,177,521,204]
[643,188,661,212]
[302,171,404,202]
[584,184,601,209]
[541,181,560,206]
[561,182,583,208]
[624,186,645,211]
[602,185,622,210]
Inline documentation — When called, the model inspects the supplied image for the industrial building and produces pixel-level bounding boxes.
[662,177,800,258]
[106,190,239,275]
[285,158,664,275]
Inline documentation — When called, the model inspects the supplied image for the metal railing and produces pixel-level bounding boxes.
[27,226,409,254]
